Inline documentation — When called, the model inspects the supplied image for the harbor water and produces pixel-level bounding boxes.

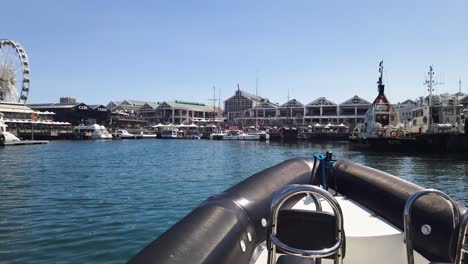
[1,140,467,263]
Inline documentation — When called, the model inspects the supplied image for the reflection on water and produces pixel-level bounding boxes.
[0,140,467,263]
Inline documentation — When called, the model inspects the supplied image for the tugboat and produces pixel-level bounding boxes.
[349,62,420,150]
[129,152,468,264]
[409,66,464,135]
[351,64,467,152]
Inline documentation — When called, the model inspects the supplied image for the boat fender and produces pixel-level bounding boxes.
[377,129,384,137]
[331,159,466,263]
[397,130,404,137]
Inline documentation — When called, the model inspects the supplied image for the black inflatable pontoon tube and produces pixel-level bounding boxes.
[129,157,316,264]
[332,159,467,263]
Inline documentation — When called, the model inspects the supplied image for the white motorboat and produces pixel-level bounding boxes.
[74,124,113,140]
[161,127,179,139]
[247,128,270,141]
[0,113,20,143]
[136,131,157,139]
[114,129,135,139]
[223,130,260,140]
[186,130,201,139]
[130,152,468,264]
[210,131,226,140]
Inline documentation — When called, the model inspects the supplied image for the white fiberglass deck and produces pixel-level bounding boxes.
[254,195,430,264]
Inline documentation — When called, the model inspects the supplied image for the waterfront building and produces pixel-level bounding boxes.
[107,99,155,115]
[105,99,155,129]
[279,99,305,125]
[232,95,371,127]
[224,88,264,122]
[152,101,222,125]
[304,97,337,125]
[1,102,72,139]
[303,96,371,125]
[29,99,110,126]
[106,100,122,110]
[138,102,160,124]
[233,99,279,126]
[60,97,76,104]
[337,96,371,125]
[394,99,419,123]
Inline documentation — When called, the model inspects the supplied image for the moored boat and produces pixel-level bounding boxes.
[223,130,260,140]
[114,129,135,139]
[350,63,467,152]
[161,127,180,139]
[0,113,48,146]
[74,124,113,140]
[0,112,21,143]
[129,152,468,264]
[135,131,157,139]
[210,131,226,140]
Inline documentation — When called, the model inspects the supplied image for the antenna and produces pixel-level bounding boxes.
[459,78,462,94]
[377,61,384,95]
[424,65,443,132]
[256,70,259,129]
[213,86,216,124]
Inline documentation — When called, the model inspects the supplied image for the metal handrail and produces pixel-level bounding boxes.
[455,211,468,264]
[403,189,461,264]
[268,184,344,264]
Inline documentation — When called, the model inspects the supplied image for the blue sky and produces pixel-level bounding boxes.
[3,0,467,106]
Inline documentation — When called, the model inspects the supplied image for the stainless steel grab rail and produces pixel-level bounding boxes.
[403,189,461,264]
[455,211,468,264]
[268,184,344,264]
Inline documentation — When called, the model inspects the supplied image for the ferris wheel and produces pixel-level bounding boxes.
[0,39,30,104]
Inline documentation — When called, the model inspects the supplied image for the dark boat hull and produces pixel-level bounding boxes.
[349,133,468,152]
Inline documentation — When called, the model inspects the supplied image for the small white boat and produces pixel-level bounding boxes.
[114,129,135,139]
[0,113,21,143]
[161,127,179,139]
[186,131,201,139]
[74,124,113,140]
[210,131,226,140]
[136,131,157,139]
[247,129,270,141]
[223,130,260,140]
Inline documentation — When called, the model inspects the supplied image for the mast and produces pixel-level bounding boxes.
[212,86,216,125]
[237,83,243,127]
[372,61,390,106]
[218,87,221,128]
[424,66,441,133]
[255,71,258,129]
[378,61,384,96]
[426,66,435,108]
[287,88,291,126]
[459,78,462,94]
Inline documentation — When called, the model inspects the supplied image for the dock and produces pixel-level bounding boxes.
[1,140,49,146]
